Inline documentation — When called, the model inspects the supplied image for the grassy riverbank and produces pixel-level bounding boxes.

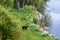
[0,5,58,40]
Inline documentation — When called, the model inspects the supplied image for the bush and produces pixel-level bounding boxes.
[0,0,14,7]
[0,5,20,40]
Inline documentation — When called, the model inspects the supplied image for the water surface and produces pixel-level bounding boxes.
[47,0,60,39]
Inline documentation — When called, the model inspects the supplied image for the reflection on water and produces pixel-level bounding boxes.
[47,0,60,39]
[50,12,60,39]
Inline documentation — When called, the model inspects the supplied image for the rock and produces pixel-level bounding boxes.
[41,30,49,34]
[43,27,49,31]
[49,34,55,37]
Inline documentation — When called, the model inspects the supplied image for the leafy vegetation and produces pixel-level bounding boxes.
[0,0,59,40]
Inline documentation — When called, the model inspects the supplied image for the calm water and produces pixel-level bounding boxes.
[50,13,60,39]
[47,0,60,39]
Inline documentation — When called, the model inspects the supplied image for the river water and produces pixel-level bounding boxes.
[47,0,60,39]
[50,12,60,39]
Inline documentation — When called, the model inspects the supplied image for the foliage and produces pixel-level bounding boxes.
[29,23,40,31]
[40,14,51,27]
[44,14,51,27]
[0,0,58,40]
[0,0,14,7]
[0,5,20,40]
[13,0,51,27]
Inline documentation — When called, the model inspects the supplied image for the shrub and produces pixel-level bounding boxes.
[0,5,20,40]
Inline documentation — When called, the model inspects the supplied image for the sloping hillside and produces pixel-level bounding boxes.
[0,5,58,40]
